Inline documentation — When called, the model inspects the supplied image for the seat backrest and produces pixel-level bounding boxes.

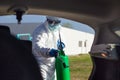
[0,26,43,80]
[19,40,32,52]
[0,25,10,33]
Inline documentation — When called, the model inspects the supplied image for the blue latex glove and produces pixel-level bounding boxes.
[49,49,58,57]
[57,40,65,50]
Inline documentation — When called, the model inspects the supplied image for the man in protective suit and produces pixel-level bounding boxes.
[32,16,65,80]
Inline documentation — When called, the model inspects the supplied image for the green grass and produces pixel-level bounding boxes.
[69,54,92,80]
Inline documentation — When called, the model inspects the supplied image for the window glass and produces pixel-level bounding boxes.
[0,14,94,80]
[79,41,82,47]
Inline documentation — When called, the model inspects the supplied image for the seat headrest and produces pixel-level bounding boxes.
[0,25,10,33]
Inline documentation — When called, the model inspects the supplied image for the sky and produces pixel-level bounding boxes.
[0,15,95,34]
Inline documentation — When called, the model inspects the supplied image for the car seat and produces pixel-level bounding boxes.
[0,25,43,80]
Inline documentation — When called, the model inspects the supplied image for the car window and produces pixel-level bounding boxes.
[0,14,95,79]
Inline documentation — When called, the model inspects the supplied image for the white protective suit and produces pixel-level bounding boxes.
[32,21,62,80]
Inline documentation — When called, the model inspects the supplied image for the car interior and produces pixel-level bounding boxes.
[0,0,120,80]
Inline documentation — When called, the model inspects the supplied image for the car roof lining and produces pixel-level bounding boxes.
[0,0,120,28]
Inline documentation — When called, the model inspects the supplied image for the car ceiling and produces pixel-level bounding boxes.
[0,0,120,28]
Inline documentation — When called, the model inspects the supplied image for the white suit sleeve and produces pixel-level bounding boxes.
[32,28,51,58]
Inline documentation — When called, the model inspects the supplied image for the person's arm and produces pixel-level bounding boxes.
[32,30,59,58]
[32,29,51,58]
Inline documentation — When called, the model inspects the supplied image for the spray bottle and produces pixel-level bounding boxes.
[55,31,71,80]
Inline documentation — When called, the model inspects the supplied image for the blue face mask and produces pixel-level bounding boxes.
[48,24,60,31]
